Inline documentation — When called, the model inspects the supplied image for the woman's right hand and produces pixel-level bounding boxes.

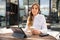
[31,29,42,35]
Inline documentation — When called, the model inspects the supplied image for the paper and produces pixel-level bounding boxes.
[0,28,13,34]
[47,30,60,39]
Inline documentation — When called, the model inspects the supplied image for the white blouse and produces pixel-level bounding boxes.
[25,14,47,33]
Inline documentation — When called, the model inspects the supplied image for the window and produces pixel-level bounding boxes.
[40,0,49,16]
[19,0,27,28]
[6,0,18,27]
[0,0,6,27]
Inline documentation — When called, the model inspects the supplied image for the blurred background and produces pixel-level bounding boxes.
[0,0,60,39]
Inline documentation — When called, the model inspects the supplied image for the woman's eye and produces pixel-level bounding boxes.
[32,7,34,9]
[35,8,38,10]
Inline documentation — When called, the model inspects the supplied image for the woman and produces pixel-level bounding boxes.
[25,3,47,35]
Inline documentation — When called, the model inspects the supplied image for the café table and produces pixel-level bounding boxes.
[0,27,57,40]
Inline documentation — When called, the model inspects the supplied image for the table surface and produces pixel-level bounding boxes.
[0,27,57,40]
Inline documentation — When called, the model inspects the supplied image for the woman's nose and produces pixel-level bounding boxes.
[33,8,36,11]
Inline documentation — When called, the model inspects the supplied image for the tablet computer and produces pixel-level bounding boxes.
[12,27,27,38]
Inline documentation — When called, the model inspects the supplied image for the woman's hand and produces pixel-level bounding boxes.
[32,29,42,35]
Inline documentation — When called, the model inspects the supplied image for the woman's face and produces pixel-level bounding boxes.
[32,5,39,16]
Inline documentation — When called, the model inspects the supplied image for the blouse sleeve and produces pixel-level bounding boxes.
[40,15,47,34]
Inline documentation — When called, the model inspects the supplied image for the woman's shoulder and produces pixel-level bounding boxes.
[38,14,46,21]
[38,14,45,18]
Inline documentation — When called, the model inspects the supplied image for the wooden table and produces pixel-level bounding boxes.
[0,27,57,40]
[0,33,57,40]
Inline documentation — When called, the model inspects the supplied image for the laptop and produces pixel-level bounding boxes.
[12,27,30,38]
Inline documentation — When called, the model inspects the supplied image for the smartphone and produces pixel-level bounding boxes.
[39,33,49,37]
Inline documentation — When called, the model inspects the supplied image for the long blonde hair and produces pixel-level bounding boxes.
[27,3,40,27]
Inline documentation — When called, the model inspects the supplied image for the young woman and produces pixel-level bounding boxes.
[25,3,47,35]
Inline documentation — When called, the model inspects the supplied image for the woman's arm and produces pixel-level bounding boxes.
[40,15,47,34]
[31,15,47,35]
[32,29,42,35]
